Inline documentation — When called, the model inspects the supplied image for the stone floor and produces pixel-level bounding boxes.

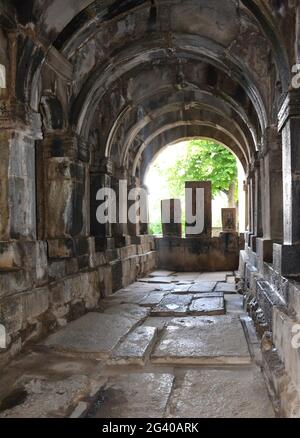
[0,271,276,418]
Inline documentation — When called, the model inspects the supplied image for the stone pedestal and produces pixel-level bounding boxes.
[185,181,212,238]
[161,199,182,238]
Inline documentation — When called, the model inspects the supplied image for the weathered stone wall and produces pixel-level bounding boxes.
[0,235,157,366]
[157,234,244,272]
[239,232,300,417]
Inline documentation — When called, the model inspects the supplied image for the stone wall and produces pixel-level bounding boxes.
[0,236,157,366]
[239,232,300,417]
[156,234,244,272]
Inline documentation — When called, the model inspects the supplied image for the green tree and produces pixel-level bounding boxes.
[162,139,238,207]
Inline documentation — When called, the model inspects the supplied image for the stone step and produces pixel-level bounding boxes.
[43,310,147,358]
[150,294,193,317]
[215,282,236,293]
[189,296,225,316]
[151,316,251,365]
[108,326,158,365]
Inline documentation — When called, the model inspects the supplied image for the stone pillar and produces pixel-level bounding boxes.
[140,183,149,235]
[273,91,300,276]
[161,199,182,238]
[90,159,114,251]
[111,168,130,247]
[185,181,212,238]
[127,177,141,238]
[0,32,41,242]
[42,133,90,258]
[256,126,283,269]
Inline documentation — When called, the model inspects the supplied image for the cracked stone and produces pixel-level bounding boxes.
[108,326,158,365]
[168,369,275,418]
[189,296,225,316]
[85,373,174,418]
[189,282,217,293]
[151,294,193,317]
[44,312,144,357]
[139,292,166,307]
[152,316,251,365]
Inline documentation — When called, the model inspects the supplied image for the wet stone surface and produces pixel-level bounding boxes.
[189,282,217,293]
[108,326,158,365]
[168,369,275,418]
[151,294,193,316]
[0,271,275,418]
[86,373,174,418]
[152,316,251,365]
[44,312,144,357]
[189,296,225,316]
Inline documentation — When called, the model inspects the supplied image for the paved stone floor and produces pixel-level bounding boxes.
[0,271,276,418]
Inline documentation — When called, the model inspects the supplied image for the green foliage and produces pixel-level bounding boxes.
[149,222,162,236]
[161,139,238,199]
[148,139,239,235]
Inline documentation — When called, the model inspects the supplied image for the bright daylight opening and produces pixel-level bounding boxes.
[145,139,246,236]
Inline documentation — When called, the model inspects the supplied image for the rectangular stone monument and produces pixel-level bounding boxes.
[222,208,237,232]
[185,181,212,238]
[161,199,182,237]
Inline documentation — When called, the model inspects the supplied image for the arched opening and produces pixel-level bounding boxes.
[145,139,246,237]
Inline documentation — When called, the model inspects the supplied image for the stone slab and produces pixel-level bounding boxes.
[152,316,251,365]
[171,285,191,294]
[155,284,174,292]
[168,369,275,418]
[189,296,225,316]
[139,292,166,307]
[215,282,236,293]
[225,296,244,314]
[151,295,193,317]
[138,277,174,284]
[44,312,142,357]
[189,282,217,293]
[108,327,158,365]
[85,373,174,418]
[197,272,232,282]
[149,271,175,277]
[103,304,150,321]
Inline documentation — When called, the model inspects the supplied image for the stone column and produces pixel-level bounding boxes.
[111,168,130,247]
[273,91,300,276]
[42,133,90,258]
[127,177,141,238]
[249,157,263,252]
[0,32,41,243]
[140,183,149,235]
[257,126,283,269]
[90,158,114,251]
